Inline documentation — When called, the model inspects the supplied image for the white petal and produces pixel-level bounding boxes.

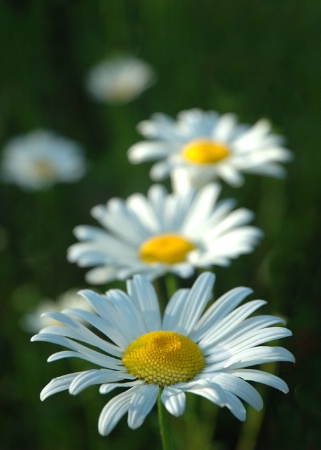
[137,113,177,139]
[211,373,263,411]
[47,348,120,369]
[78,290,131,347]
[85,266,120,284]
[204,327,292,357]
[225,346,295,369]
[99,380,145,394]
[105,288,149,339]
[162,288,190,330]
[183,378,247,421]
[181,183,221,234]
[212,113,238,141]
[42,311,122,357]
[170,272,215,335]
[204,208,255,239]
[34,331,121,369]
[216,164,244,187]
[126,275,161,331]
[171,262,195,279]
[128,385,158,429]
[98,387,136,436]
[60,309,123,356]
[128,141,173,163]
[147,184,169,227]
[184,380,227,407]
[72,225,112,241]
[40,373,81,400]
[69,369,133,395]
[161,387,186,417]
[199,300,267,347]
[92,198,149,244]
[231,369,290,393]
[222,390,247,421]
[190,287,253,342]
[150,161,172,180]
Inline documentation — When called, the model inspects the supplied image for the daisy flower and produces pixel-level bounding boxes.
[86,56,155,104]
[31,272,294,436]
[67,183,262,284]
[1,129,86,191]
[128,108,292,189]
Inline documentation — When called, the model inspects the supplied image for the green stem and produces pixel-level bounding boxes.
[158,387,172,450]
[164,273,179,299]
[153,274,178,314]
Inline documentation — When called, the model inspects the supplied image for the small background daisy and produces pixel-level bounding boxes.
[1,129,86,190]
[86,55,155,104]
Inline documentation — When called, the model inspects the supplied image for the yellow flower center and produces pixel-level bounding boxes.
[139,233,195,265]
[108,85,136,103]
[182,139,230,164]
[122,331,205,386]
[34,160,56,179]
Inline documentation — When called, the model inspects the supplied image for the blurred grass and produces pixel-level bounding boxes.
[1,1,321,449]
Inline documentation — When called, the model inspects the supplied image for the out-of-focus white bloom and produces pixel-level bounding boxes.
[32,273,294,436]
[128,109,292,189]
[67,183,262,284]
[23,290,93,333]
[86,56,155,104]
[1,129,86,191]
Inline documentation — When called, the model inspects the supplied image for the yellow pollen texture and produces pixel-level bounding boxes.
[122,331,205,386]
[182,139,230,164]
[139,233,195,265]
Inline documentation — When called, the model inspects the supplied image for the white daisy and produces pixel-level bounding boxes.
[1,129,86,191]
[128,108,292,189]
[31,273,294,436]
[86,56,155,104]
[22,289,94,333]
[67,183,262,284]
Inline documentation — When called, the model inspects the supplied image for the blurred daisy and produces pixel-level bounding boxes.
[86,56,155,104]
[1,129,86,191]
[128,108,292,189]
[32,272,294,436]
[22,290,94,333]
[67,183,262,284]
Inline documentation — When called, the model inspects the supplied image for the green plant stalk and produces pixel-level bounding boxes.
[158,387,173,450]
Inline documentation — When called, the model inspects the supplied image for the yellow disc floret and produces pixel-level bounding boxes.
[182,139,230,164]
[122,331,205,386]
[139,233,195,265]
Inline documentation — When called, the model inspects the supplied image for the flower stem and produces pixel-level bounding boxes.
[158,387,172,450]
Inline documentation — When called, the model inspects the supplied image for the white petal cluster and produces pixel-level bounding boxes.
[67,183,262,284]
[86,56,155,104]
[128,108,292,188]
[1,129,86,191]
[32,273,294,436]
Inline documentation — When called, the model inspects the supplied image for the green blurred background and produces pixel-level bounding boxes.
[1,1,321,449]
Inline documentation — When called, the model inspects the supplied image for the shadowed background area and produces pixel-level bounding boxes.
[0,1,320,449]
